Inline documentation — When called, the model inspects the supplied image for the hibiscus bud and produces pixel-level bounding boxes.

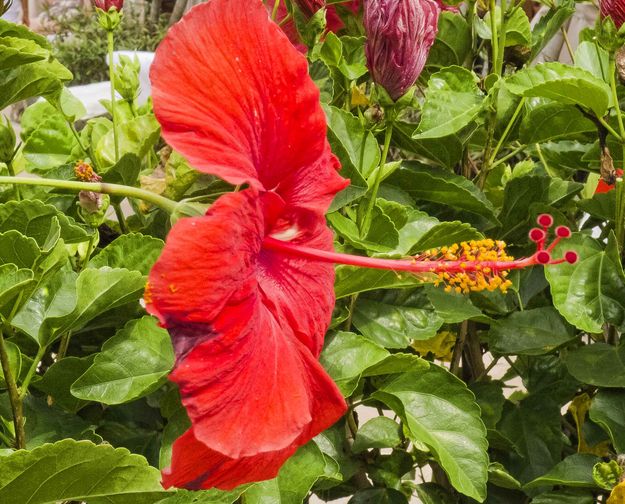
[364,0,440,101]
[600,0,625,29]
[93,0,123,11]
[114,55,141,102]
[0,115,16,164]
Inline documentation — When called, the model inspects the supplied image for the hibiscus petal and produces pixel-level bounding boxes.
[147,190,346,486]
[150,0,347,212]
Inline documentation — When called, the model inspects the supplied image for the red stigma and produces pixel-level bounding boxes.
[564,251,578,264]
[555,226,571,238]
[535,251,551,264]
[537,214,554,228]
[529,228,546,242]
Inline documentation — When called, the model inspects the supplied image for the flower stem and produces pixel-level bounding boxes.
[18,346,46,401]
[360,122,394,235]
[489,97,526,165]
[263,237,540,273]
[5,159,20,201]
[489,0,499,74]
[0,177,177,214]
[108,29,120,162]
[113,202,129,234]
[0,328,25,449]
[494,0,507,76]
[610,55,625,250]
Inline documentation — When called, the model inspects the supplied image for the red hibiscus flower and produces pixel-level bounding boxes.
[601,0,625,28]
[595,169,624,194]
[147,0,578,491]
[148,0,348,490]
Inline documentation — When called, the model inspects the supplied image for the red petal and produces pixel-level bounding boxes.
[595,169,624,194]
[148,190,346,488]
[150,0,347,212]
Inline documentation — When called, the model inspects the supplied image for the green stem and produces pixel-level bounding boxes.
[598,115,624,142]
[610,55,625,250]
[18,346,46,400]
[5,159,20,201]
[360,122,394,234]
[489,97,526,165]
[108,29,120,162]
[0,328,24,449]
[113,202,129,234]
[489,144,526,171]
[495,0,507,75]
[57,332,72,361]
[0,177,178,214]
[271,0,281,20]
[561,28,575,63]
[489,0,499,74]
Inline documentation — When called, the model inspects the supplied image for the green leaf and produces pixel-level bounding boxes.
[328,206,399,253]
[575,41,611,82]
[477,6,531,47]
[373,364,488,501]
[518,103,595,144]
[35,355,94,412]
[498,175,582,237]
[243,442,329,504]
[0,264,34,310]
[530,0,575,59]
[425,286,482,323]
[489,307,576,355]
[427,12,472,70]
[352,417,402,453]
[389,162,497,223]
[393,122,463,170]
[565,343,625,388]
[497,395,563,483]
[381,209,483,257]
[89,233,164,275]
[95,115,161,169]
[589,390,625,453]
[0,230,40,270]
[488,462,522,490]
[0,19,51,49]
[0,36,48,70]
[156,487,249,504]
[0,199,90,247]
[12,267,147,347]
[470,381,505,430]
[71,316,173,404]
[352,299,443,349]
[348,489,408,504]
[319,331,389,396]
[20,102,79,172]
[325,105,378,210]
[531,489,595,504]
[525,454,600,489]
[0,439,167,503]
[415,66,485,139]
[334,266,424,299]
[505,63,612,116]
[0,340,21,390]
[545,233,625,333]
[100,153,142,196]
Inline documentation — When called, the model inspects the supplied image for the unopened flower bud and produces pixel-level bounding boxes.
[364,0,440,101]
[78,191,110,227]
[0,115,16,164]
[600,0,625,29]
[94,0,123,11]
[114,55,141,102]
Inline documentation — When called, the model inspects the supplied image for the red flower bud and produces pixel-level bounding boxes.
[93,0,123,11]
[364,0,440,100]
[601,0,625,28]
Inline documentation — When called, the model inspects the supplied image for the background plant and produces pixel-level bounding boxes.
[0,0,624,503]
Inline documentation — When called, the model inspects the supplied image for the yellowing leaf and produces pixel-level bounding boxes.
[411,331,456,362]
